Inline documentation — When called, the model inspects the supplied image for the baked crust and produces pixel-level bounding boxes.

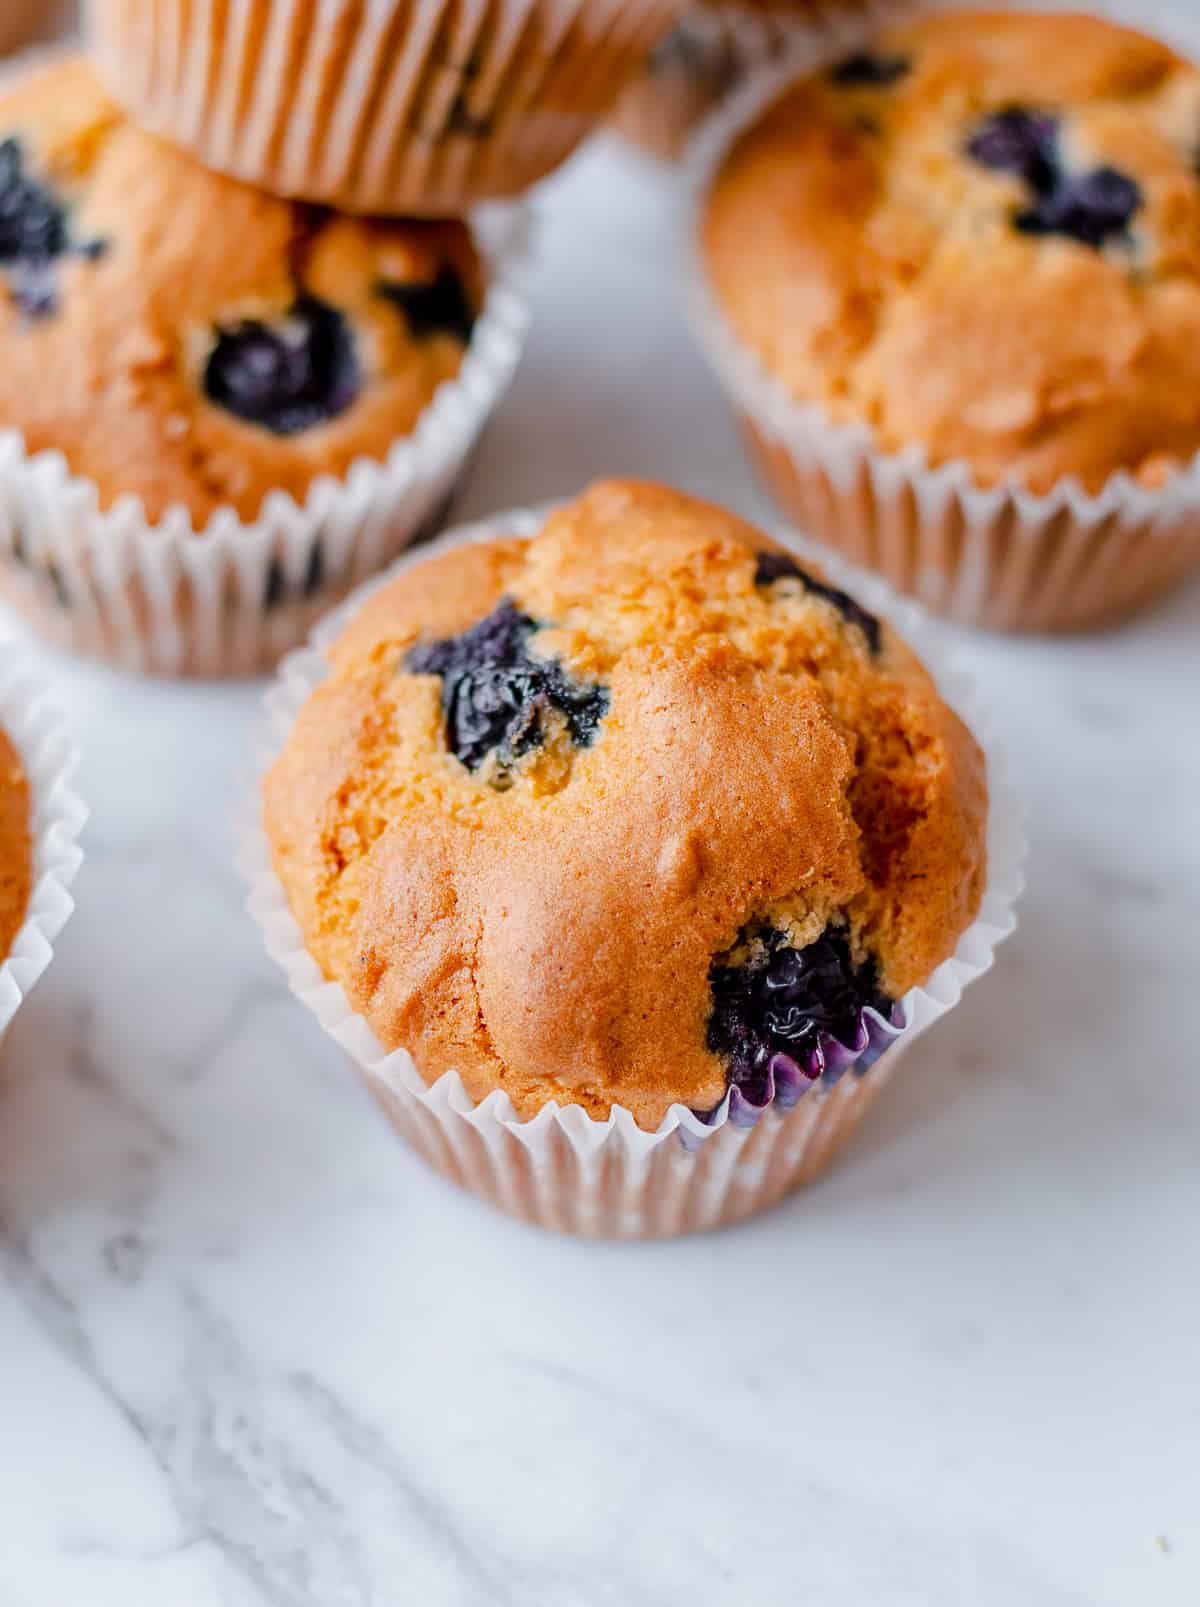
[703,11,1200,493]
[264,481,988,1128]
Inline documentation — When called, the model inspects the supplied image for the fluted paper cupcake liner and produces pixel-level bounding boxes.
[0,204,534,678]
[611,1,885,159]
[0,650,86,1038]
[88,0,684,216]
[684,0,1200,632]
[239,504,1025,1239]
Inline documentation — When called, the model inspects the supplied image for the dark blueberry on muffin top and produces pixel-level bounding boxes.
[966,108,1059,192]
[755,551,882,655]
[406,600,609,782]
[203,295,361,435]
[1016,166,1142,249]
[0,135,107,318]
[706,924,893,1109]
[830,53,912,89]
[378,265,477,346]
[966,107,1142,249]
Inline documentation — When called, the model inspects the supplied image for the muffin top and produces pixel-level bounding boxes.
[0,58,484,526]
[703,11,1200,494]
[0,724,31,966]
[264,480,987,1129]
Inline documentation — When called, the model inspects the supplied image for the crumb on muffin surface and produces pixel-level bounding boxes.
[703,11,1200,494]
[264,480,988,1129]
[0,57,484,526]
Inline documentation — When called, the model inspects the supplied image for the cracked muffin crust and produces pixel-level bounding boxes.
[263,481,988,1130]
[0,58,484,525]
[0,723,31,967]
[703,11,1200,494]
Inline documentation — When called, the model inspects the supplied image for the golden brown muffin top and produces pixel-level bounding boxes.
[703,11,1200,494]
[0,58,484,526]
[0,724,32,966]
[264,480,987,1129]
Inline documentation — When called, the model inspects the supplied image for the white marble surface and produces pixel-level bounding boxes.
[0,139,1197,1607]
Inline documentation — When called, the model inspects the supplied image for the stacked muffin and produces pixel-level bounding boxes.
[0,1,683,674]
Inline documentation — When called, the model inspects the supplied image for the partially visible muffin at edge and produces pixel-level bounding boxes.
[0,57,484,526]
[702,10,1200,493]
[263,480,988,1130]
[0,724,32,967]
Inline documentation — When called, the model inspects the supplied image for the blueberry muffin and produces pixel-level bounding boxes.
[89,0,683,214]
[702,11,1200,495]
[613,0,825,159]
[0,57,484,526]
[263,480,988,1131]
[0,723,31,966]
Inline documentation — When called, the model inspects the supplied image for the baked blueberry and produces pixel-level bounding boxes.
[967,108,1142,249]
[830,53,911,88]
[406,600,609,780]
[705,925,894,1115]
[203,295,361,435]
[966,108,1059,192]
[755,551,882,655]
[1016,165,1142,249]
[378,266,476,346]
[0,135,106,318]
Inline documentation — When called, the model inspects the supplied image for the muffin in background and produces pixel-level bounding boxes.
[0,0,71,58]
[88,0,685,215]
[250,480,1021,1237]
[693,9,1200,630]
[613,1,859,159]
[0,57,531,675]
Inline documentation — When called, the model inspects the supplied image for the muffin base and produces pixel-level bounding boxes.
[686,3,1200,632]
[0,650,86,1039]
[89,0,684,214]
[0,203,533,677]
[241,506,1025,1240]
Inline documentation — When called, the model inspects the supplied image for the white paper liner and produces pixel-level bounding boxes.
[0,203,534,678]
[683,0,1200,632]
[238,502,1025,1239]
[0,648,86,1038]
[87,0,683,215]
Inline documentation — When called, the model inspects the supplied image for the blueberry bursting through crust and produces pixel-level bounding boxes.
[204,263,476,435]
[966,108,1142,250]
[702,926,896,1121]
[829,52,912,88]
[204,296,361,435]
[0,135,107,318]
[405,600,610,784]
[754,550,882,656]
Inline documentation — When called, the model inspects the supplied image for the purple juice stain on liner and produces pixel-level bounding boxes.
[694,925,899,1131]
[966,107,1142,250]
[755,550,882,655]
[405,600,609,782]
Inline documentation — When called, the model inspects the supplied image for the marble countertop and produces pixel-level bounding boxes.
[0,140,1197,1607]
